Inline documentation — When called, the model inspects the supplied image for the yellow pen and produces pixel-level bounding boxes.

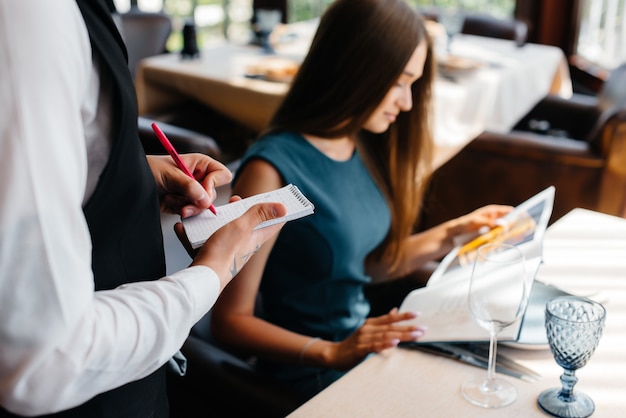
[458,225,505,256]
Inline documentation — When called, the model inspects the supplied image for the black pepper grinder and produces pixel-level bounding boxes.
[181,20,200,59]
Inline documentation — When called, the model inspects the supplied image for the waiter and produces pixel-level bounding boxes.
[0,1,285,416]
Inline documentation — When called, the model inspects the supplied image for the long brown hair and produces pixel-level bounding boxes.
[267,0,435,273]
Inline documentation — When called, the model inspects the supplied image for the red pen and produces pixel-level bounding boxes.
[151,122,217,215]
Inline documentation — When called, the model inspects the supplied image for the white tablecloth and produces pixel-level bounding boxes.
[433,34,572,148]
[287,209,626,418]
[136,29,571,168]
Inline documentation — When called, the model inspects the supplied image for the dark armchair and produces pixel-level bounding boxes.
[461,12,528,46]
[119,8,172,79]
[167,312,307,418]
[115,9,223,160]
[418,63,626,230]
[419,8,528,45]
[138,116,222,159]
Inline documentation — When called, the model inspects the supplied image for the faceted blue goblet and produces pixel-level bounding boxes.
[537,296,606,418]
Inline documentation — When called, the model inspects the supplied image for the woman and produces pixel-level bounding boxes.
[211,0,510,399]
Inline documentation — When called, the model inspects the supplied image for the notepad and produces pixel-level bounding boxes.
[182,184,315,249]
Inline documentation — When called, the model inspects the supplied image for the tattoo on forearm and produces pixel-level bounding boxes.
[229,256,239,277]
[229,245,261,278]
[240,244,260,264]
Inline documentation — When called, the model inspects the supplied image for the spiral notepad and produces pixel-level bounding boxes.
[182,184,315,249]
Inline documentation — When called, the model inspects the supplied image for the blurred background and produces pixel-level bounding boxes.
[112,0,625,87]
[112,1,515,50]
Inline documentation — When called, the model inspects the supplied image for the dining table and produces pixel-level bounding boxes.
[286,208,626,417]
[135,20,572,168]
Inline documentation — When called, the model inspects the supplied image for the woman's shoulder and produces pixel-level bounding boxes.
[237,131,314,184]
[256,130,304,145]
[245,131,308,157]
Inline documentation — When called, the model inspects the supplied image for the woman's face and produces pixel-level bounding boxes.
[363,40,428,134]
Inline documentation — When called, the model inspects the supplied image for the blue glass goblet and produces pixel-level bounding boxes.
[537,296,606,418]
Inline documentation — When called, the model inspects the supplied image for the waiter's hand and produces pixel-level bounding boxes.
[175,200,287,290]
[147,153,232,217]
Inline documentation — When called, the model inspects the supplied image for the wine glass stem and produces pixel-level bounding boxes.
[486,329,498,385]
[558,370,579,402]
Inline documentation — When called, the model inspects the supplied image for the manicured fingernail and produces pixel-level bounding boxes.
[410,330,424,338]
[390,339,400,346]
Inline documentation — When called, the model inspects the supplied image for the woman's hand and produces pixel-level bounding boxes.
[367,204,514,282]
[147,154,232,217]
[323,308,426,371]
[451,204,513,236]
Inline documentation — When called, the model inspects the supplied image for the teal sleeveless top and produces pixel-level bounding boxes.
[235,131,391,396]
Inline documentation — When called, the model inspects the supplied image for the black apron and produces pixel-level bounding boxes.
[1,0,168,416]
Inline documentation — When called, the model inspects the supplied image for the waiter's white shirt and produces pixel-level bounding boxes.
[0,1,220,415]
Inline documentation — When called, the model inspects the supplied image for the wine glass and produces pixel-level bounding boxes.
[537,296,606,418]
[439,7,465,54]
[462,243,530,408]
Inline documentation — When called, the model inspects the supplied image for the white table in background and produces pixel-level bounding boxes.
[136,30,571,169]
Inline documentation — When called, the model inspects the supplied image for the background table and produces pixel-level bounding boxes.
[287,209,626,417]
[136,30,571,168]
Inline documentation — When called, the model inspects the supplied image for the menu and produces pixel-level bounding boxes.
[398,186,555,343]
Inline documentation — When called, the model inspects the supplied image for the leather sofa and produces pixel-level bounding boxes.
[418,7,528,45]
[418,64,626,230]
[167,313,307,418]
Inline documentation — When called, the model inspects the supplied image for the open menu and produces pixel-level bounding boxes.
[398,186,556,344]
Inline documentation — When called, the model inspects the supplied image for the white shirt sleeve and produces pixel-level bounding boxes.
[0,2,220,415]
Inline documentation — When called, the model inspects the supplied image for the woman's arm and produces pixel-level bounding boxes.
[366,205,513,282]
[211,159,425,370]
[210,159,321,363]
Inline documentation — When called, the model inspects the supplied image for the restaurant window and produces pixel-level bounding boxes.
[575,0,626,71]
[409,0,516,18]
[288,0,333,21]
[113,0,163,12]
[113,0,256,47]
[111,0,520,49]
